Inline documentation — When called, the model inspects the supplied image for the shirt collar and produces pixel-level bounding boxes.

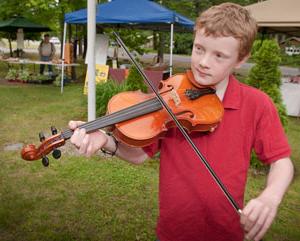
[222,75,241,110]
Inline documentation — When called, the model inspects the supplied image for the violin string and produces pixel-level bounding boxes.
[80,98,161,134]
[61,96,162,139]
[62,98,158,138]
[81,97,160,129]
[82,97,161,132]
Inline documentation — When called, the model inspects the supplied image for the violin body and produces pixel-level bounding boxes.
[109,72,224,147]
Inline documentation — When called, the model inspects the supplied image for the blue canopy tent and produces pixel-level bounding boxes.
[65,0,194,31]
[63,0,194,76]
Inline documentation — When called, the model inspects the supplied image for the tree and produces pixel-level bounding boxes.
[246,39,288,128]
[0,1,25,19]
[196,0,259,13]
[0,0,86,38]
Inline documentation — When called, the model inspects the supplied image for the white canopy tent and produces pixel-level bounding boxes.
[245,0,300,37]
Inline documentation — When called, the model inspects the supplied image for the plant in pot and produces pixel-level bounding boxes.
[18,69,31,83]
[30,73,52,84]
[5,69,19,82]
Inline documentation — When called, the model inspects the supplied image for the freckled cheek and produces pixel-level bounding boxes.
[219,64,232,75]
[191,54,198,65]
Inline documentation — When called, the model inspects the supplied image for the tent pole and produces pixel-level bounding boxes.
[61,22,67,94]
[169,23,174,77]
[87,0,97,121]
[8,33,13,57]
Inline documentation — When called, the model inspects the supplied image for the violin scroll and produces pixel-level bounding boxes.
[21,127,65,166]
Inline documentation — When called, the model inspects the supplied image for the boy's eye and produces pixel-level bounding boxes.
[195,45,204,53]
[216,53,223,58]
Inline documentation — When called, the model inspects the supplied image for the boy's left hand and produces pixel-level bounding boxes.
[240,194,279,241]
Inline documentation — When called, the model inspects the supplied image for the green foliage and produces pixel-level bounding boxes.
[96,80,127,117]
[250,39,263,57]
[246,39,288,169]
[53,74,61,87]
[107,29,149,56]
[5,68,53,84]
[5,68,18,80]
[173,33,193,55]
[195,0,258,12]
[53,74,73,87]
[280,52,300,67]
[0,0,87,37]
[246,39,287,126]
[30,73,52,84]
[18,69,31,82]
[124,66,148,93]
[96,66,148,117]
[249,151,269,173]
[0,1,23,19]
[159,0,197,19]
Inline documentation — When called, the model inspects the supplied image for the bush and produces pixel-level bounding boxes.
[96,66,148,117]
[173,33,193,55]
[124,65,148,93]
[96,80,127,117]
[250,39,263,57]
[246,39,288,127]
[246,39,288,169]
[280,52,300,67]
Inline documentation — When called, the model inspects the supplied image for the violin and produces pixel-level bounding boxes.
[21,70,223,165]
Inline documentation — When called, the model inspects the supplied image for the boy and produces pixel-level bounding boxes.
[69,3,294,241]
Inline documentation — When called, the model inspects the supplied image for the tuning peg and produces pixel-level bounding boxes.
[39,132,45,142]
[52,149,61,159]
[51,126,58,135]
[42,156,49,167]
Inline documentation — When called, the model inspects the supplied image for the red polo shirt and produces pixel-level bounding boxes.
[143,74,291,241]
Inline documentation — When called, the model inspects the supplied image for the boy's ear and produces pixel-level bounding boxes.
[235,53,250,69]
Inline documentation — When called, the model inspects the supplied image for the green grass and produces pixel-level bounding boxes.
[0,83,158,241]
[0,83,299,241]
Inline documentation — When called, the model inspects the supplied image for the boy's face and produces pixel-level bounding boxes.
[191,29,246,86]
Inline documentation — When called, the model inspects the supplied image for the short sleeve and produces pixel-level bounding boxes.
[253,96,291,164]
[142,139,161,158]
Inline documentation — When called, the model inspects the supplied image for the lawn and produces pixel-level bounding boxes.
[0,82,299,241]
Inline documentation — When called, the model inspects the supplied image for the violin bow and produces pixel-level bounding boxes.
[113,31,242,215]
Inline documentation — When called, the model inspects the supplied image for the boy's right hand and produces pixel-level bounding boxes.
[68,120,108,157]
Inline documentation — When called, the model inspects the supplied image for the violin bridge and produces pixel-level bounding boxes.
[170,89,181,106]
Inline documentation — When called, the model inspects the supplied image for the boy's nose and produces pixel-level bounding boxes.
[198,55,210,69]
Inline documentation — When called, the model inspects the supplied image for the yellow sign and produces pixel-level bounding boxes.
[84,64,109,95]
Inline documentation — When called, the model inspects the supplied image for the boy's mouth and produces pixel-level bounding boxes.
[196,69,211,77]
